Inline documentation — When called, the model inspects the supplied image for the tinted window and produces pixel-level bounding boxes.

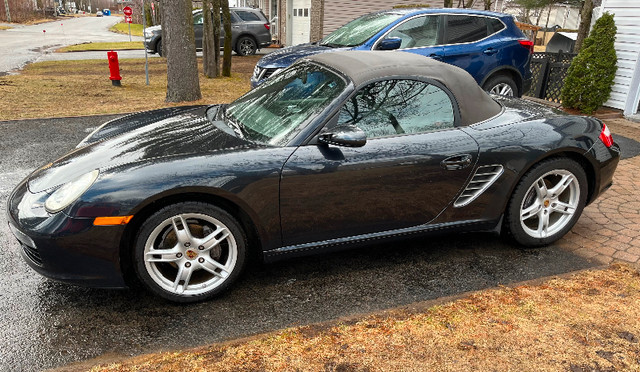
[387,15,439,49]
[446,15,488,44]
[488,18,505,33]
[337,80,454,139]
[235,10,262,22]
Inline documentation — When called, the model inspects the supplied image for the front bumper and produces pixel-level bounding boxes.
[144,34,160,54]
[6,179,128,288]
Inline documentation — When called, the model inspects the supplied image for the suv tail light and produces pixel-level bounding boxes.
[599,122,614,148]
[264,23,270,30]
[518,39,534,53]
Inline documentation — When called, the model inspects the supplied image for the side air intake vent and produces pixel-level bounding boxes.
[454,165,504,208]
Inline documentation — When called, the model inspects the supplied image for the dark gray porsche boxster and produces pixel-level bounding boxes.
[7,51,620,302]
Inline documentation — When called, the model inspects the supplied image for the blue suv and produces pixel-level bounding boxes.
[251,8,532,96]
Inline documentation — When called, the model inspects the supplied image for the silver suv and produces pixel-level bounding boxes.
[144,7,272,56]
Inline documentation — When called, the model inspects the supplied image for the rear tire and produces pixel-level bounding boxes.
[484,75,518,97]
[133,202,247,303]
[156,39,163,57]
[236,36,257,56]
[505,158,587,247]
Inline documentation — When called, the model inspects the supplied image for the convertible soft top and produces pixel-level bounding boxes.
[303,51,502,126]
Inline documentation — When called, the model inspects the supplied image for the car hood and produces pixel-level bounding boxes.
[144,25,161,34]
[257,43,352,68]
[28,105,259,193]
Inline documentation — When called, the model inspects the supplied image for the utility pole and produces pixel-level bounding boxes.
[4,0,11,23]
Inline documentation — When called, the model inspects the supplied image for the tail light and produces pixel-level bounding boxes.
[518,39,534,53]
[264,23,270,30]
[599,122,614,148]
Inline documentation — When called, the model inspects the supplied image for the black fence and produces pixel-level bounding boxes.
[525,51,577,103]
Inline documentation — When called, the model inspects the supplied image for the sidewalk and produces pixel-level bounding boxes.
[558,118,640,264]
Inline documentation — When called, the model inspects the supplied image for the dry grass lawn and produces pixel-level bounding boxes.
[57,42,144,52]
[109,22,144,37]
[0,56,260,120]
[0,25,13,30]
[88,264,640,372]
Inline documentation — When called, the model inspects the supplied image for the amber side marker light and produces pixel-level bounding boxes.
[94,216,133,226]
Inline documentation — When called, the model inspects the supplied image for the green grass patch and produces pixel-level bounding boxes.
[109,22,144,37]
[57,42,144,52]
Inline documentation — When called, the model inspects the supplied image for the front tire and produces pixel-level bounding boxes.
[235,36,257,56]
[505,158,587,247]
[156,39,163,57]
[133,202,247,303]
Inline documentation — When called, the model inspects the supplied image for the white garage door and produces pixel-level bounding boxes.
[290,0,311,46]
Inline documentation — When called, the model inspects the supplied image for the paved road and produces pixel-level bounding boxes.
[0,16,139,74]
[1,114,624,372]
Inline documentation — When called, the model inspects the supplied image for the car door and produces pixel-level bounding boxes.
[440,15,502,85]
[376,14,444,60]
[279,78,479,246]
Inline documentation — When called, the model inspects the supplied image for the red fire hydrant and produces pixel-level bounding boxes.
[107,50,122,86]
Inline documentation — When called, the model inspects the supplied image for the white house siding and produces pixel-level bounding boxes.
[599,0,640,114]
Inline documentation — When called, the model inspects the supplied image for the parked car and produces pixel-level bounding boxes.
[7,52,619,302]
[144,7,271,56]
[252,8,533,96]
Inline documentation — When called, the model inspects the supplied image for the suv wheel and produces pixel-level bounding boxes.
[484,75,518,97]
[236,36,257,56]
[156,39,163,57]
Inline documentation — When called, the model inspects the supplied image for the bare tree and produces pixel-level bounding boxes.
[221,0,232,77]
[162,0,202,102]
[444,0,454,7]
[575,0,593,53]
[202,0,216,77]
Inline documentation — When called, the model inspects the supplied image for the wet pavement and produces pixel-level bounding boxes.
[0,115,636,371]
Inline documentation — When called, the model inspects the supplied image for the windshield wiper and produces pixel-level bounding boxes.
[222,108,248,139]
[319,42,343,48]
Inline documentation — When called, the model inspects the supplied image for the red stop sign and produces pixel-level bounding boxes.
[123,6,132,16]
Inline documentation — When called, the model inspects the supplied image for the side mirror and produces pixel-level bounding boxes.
[318,125,366,147]
[377,37,402,51]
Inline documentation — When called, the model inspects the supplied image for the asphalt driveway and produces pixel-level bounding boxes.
[0,114,636,371]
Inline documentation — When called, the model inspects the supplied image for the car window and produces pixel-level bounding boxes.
[337,79,454,139]
[387,15,439,49]
[488,17,505,33]
[446,15,488,44]
[193,13,203,25]
[235,10,262,22]
[226,63,346,146]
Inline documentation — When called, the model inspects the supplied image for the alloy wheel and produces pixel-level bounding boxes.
[519,170,580,239]
[143,213,238,296]
[489,83,514,96]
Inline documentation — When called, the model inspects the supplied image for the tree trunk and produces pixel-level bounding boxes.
[162,0,202,102]
[443,0,453,7]
[212,0,221,77]
[575,0,593,53]
[202,0,217,78]
[221,0,232,77]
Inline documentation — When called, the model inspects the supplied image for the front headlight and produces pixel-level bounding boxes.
[45,170,99,213]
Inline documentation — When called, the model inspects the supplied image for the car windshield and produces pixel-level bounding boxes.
[225,63,347,146]
[320,12,402,47]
